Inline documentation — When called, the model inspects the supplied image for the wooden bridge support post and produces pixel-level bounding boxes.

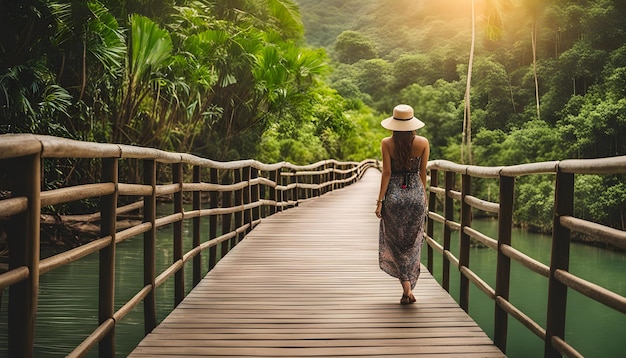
[192,166,202,286]
[426,169,438,274]
[442,171,455,292]
[208,168,219,270]
[494,175,515,353]
[173,163,185,306]
[545,170,574,358]
[143,159,157,335]
[459,173,472,312]
[99,158,118,358]
[221,171,233,258]
[251,167,260,222]
[7,153,41,358]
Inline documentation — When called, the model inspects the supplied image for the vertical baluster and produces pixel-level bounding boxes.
[221,171,233,258]
[251,167,260,222]
[278,168,284,212]
[269,169,277,216]
[208,168,218,270]
[292,169,298,207]
[192,166,201,286]
[243,166,251,234]
[426,169,438,274]
[314,165,321,197]
[494,175,515,353]
[8,153,41,358]
[459,172,472,312]
[442,171,455,292]
[143,159,157,334]
[173,162,184,306]
[234,168,244,245]
[545,170,574,357]
[99,157,118,357]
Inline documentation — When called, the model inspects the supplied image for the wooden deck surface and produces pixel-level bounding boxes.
[129,169,505,357]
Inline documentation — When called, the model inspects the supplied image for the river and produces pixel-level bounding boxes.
[428,219,626,358]
[0,213,624,357]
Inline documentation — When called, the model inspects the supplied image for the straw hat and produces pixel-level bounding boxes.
[380,104,425,131]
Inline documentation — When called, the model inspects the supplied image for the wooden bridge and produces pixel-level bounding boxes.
[128,169,503,357]
[1,134,625,358]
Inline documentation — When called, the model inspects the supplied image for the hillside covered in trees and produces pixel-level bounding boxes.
[296,0,626,233]
[1,0,625,233]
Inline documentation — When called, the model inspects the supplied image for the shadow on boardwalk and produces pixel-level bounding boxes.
[129,169,504,357]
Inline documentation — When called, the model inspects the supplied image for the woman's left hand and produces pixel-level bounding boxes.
[375,202,382,218]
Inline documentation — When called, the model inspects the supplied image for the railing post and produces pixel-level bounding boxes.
[208,168,218,270]
[494,175,514,353]
[99,157,118,358]
[314,166,321,197]
[143,159,157,335]
[221,171,233,258]
[192,165,201,286]
[243,166,252,233]
[442,171,455,292]
[234,168,244,245]
[459,172,471,312]
[328,162,334,193]
[269,170,277,216]
[545,169,574,358]
[173,162,184,306]
[292,170,299,207]
[426,169,438,274]
[251,167,260,222]
[278,168,284,212]
[7,153,41,358]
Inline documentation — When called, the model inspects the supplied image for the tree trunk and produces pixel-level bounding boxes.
[532,22,540,119]
[463,0,475,165]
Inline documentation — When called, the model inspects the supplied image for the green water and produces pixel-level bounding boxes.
[0,214,624,357]
[427,219,626,358]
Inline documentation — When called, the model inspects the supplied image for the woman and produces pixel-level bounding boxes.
[375,104,429,305]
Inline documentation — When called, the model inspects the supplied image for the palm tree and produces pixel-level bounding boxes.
[462,0,510,164]
[113,14,172,144]
[525,0,545,120]
[461,0,476,165]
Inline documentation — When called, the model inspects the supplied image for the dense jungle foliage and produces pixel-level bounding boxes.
[1,0,625,233]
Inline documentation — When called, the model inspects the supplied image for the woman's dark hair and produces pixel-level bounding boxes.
[392,131,414,169]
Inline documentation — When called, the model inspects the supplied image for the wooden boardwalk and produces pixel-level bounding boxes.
[129,169,504,357]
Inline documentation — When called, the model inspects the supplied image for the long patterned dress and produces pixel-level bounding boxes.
[379,156,426,289]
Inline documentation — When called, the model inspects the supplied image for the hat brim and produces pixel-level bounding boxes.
[381,116,425,131]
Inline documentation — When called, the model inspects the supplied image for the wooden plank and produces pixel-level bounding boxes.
[129,170,504,357]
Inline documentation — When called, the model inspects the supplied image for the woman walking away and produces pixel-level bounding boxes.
[375,104,430,305]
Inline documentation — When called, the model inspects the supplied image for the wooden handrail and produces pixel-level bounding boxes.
[425,155,626,358]
[2,133,623,357]
[0,134,377,358]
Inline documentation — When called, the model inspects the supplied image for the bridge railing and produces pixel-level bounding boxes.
[425,158,626,358]
[0,134,377,358]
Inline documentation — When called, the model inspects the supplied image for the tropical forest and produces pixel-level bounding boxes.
[1,0,625,236]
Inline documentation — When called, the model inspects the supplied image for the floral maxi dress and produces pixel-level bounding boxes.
[379,157,426,289]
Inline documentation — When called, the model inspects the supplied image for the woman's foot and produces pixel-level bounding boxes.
[400,292,416,304]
